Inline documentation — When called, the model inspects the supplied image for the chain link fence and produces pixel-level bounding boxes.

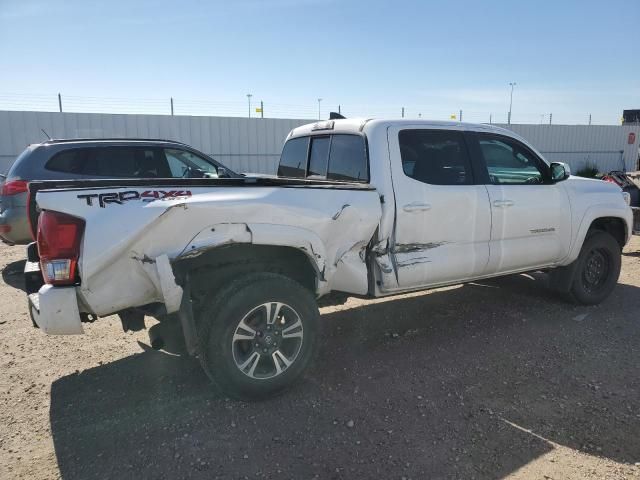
[0,92,619,125]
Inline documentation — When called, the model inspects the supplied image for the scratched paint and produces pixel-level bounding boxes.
[396,257,432,267]
[393,242,449,253]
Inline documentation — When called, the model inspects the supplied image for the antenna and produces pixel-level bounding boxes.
[40,129,52,140]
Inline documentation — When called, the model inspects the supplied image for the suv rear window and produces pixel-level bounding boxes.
[277,134,368,182]
[46,147,172,177]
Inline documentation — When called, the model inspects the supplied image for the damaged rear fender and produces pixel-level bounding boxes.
[175,222,329,295]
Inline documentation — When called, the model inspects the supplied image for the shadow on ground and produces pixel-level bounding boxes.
[2,259,26,292]
[49,274,640,479]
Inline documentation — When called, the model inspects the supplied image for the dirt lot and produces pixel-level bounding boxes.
[1,239,639,480]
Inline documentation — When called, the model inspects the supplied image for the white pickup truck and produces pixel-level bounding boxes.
[25,119,634,399]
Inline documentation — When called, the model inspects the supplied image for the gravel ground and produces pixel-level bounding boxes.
[1,238,640,480]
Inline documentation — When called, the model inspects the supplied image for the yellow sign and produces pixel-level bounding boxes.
[255,108,262,113]
[450,114,457,120]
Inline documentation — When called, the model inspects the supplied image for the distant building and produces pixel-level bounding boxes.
[623,109,640,124]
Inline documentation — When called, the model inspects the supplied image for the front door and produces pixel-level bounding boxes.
[387,126,492,289]
[470,133,572,273]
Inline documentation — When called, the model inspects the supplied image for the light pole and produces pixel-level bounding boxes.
[508,82,516,125]
[247,94,252,118]
[317,98,322,120]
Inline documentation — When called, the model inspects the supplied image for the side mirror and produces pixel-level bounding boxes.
[217,167,230,178]
[550,162,571,182]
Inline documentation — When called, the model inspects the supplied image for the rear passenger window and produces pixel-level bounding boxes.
[46,147,171,177]
[84,148,138,176]
[45,150,86,174]
[307,136,331,177]
[399,130,473,185]
[327,135,368,182]
[277,137,308,178]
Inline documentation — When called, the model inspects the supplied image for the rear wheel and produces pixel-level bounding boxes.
[569,231,621,305]
[197,272,319,400]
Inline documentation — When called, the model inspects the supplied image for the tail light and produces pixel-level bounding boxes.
[1,180,29,196]
[37,211,85,285]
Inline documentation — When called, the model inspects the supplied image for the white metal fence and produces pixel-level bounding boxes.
[0,110,308,174]
[498,124,640,173]
[1,110,638,175]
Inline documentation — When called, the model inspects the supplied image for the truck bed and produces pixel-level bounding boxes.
[29,176,382,318]
[27,176,375,234]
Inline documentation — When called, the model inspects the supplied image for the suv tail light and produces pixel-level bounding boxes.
[37,211,85,285]
[1,179,29,196]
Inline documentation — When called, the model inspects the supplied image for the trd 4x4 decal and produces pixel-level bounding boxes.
[78,190,192,208]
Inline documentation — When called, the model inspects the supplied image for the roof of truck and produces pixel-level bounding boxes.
[286,118,545,163]
[287,118,516,138]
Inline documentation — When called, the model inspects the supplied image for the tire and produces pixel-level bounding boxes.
[568,231,621,305]
[197,272,320,400]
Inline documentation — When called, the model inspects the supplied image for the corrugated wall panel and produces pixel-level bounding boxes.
[0,110,309,174]
[498,124,639,172]
[1,111,638,175]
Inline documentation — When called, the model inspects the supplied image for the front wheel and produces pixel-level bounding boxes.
[569,231,622,305]
[197,272,320,400]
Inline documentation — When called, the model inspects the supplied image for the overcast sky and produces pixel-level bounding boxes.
[1,0,638,124]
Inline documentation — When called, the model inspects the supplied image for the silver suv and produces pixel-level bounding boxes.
[0,138,235,244]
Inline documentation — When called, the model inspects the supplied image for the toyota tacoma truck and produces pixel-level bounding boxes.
[24,119,634,399]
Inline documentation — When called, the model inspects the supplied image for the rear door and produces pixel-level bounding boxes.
[388,126,491,288]
[468,132,571,273]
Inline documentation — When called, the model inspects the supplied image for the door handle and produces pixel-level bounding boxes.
[403,202,432,212]
[493,199,515,208]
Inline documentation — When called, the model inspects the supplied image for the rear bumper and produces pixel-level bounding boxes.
[28,284,84,335]
[25,245,83,335]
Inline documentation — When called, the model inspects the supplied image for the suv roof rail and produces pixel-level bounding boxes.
[41,138,188,146]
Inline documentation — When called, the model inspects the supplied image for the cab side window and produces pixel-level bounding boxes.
[399,130,473,185]
[478,136,546,185]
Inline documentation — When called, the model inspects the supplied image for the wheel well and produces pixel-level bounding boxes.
[173,244,319,305]
[588,217,626,249]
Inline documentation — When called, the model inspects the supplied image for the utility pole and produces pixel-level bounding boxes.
[170,97,174,116]
[58,93,62,113]
[508,82,516,125]
[260,100,264,119]
[549,113,552,125]
[459,110,463,122]
[489,113,492,124]
[338,105,341,115]
[247,94,252,118]
[317,98,322,120]
[401,107,405,118]
[588,114,592,125]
